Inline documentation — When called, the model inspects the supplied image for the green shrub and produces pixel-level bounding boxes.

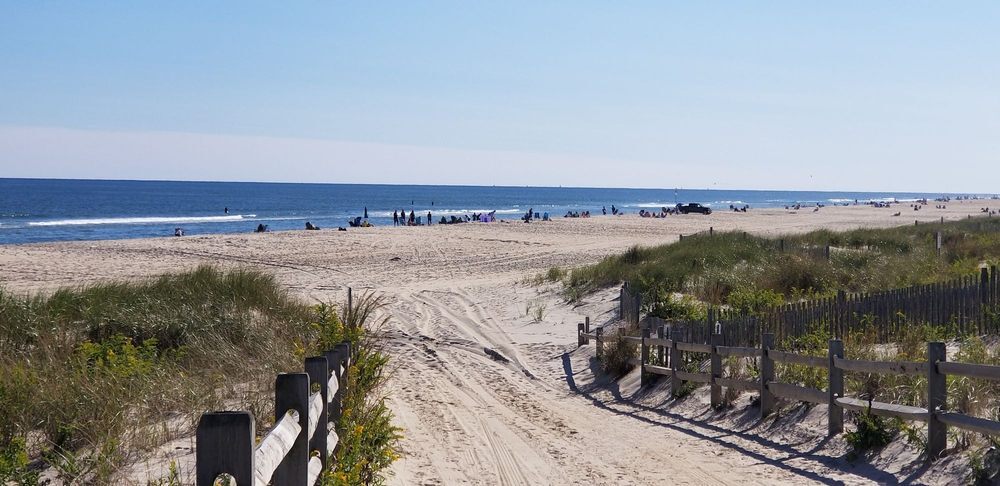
[726,287,784,316]
[0,437,38,486]
[601,333,637,378]
[644,293,705,321]
[845,409,895,457]
[315,292,402,486]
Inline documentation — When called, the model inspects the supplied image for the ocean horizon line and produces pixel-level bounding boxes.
[0,176,992,196]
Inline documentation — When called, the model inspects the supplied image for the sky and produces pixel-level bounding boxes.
[1,2,998,192]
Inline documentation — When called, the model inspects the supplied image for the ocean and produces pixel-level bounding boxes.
[0,178,990,245]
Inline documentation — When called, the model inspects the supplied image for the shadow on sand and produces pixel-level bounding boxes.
[561,352,908,485]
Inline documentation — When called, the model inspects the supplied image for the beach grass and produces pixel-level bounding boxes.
[559,218,1000,311]
[0,266,401,483]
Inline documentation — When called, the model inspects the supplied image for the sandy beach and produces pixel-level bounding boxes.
[0,200,991,484]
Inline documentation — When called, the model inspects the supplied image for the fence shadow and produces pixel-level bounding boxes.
[563,352,901,485]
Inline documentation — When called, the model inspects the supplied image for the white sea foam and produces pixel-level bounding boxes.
[28,215,257,227]
[633,202,676,208]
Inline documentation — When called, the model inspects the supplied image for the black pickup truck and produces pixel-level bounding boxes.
[675,203,712,215]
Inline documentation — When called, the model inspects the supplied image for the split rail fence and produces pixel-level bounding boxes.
[195,342,351,486]
[577,326,1000,459]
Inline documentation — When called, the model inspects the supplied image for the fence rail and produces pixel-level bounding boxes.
[196,342,351,486]
[577,323,1000,460]
[620,265,999,346]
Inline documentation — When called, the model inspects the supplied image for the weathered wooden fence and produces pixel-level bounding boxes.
[620,266,1000,346]
[618,282,641,326]
[196,342,351,486]
[578,326,1000,459]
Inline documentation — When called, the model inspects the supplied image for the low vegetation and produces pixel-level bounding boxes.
[0,266,401,484]
[601,331,637,378]
[314,292,402,486]
[552,218,1000,312]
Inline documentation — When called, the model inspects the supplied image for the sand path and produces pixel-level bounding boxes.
[0,201,989,484]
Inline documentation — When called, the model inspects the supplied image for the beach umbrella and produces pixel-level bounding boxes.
[364,207,368,219]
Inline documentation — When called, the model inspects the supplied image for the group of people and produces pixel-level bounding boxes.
[392,209,420,226]
[602,205,619,215]
[521,208,551,222]
[981,207,997,216]
[439,211,498,224]
[729,204,750,212]
[563,211,590,218]
[638,207,673,218]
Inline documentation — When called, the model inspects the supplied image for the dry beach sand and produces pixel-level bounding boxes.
[0,200,992,484]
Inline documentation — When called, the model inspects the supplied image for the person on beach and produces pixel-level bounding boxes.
[393,211,399,226]
[224,207,229,214]
[603,206,607,215]
[427,211,432,225]
[364,207,368,219]
[409,210,415,225]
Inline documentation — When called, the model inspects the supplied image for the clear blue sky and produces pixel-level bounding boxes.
[1,2,998,191]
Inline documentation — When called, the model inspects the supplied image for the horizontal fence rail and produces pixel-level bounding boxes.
[578,320,1000,461]
[196,342,351,486]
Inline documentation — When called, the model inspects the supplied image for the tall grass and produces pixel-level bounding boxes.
[0,266,314,483]
[560,218,1000,310]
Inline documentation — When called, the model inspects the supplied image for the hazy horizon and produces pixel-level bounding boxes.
[2,171,995,196]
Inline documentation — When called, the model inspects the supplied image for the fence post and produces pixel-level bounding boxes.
[273,373,310,485]
[982,267,990,305]
[585,316,591,344]
[324,343,351,455]
[640,328,650,387]
[825,245,831,260]
[936,231,942,256]
[760,333,775,418]
[828,339,844,435]
[578,323,585,347]
[670,330,682,397]
[710,333,722,408]
[927,342,947,459]
[779,239,784,252]
[305,356,330,468]
[195,412,255,486]
[709,226,714,236]
[835,290,846,339]
[657,325,665,365]
[596,328,604,360]
[347,287,353,312]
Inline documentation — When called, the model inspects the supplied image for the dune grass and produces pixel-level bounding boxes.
[313,292,402,486]
[558,217,1000,311]
[0,266,399,484]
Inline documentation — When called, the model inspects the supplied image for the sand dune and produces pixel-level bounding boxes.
[0,201,990,484]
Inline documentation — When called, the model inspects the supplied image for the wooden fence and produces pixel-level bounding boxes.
[618,282,641,326]
[620,266,1000,346]
[578,327,1000,459]
[195,342,351,486]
